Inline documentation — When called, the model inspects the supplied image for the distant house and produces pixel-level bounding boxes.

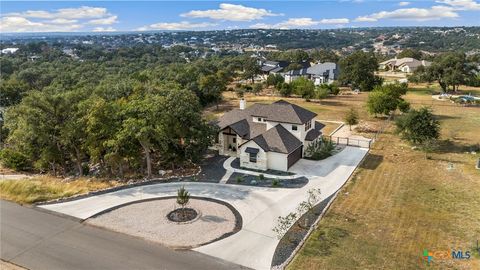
[379,57,431,73]
[284,62,339,85]
[1,48,19,54]
[306,62,339,85]
[260,60,289,79]
[212,99,324,171]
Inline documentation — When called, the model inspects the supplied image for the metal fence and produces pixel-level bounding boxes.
[329,136,373,148]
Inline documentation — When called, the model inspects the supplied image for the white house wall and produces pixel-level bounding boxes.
[239,140,267,171]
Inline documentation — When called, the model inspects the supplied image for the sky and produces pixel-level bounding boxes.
[1,1,479,33]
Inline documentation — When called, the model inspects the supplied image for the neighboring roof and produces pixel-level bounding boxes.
[252,124,302,154]
[284,68,308,76]
[245,147,259,154]
[305,121,325,141]
[261,65,276,72]
[270,67,284,73]
[307,62,337,76]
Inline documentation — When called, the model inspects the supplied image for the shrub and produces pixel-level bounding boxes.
[258,174,265,180]
[305,137,336,160]
[272,178,280,187]
[0,149,30,171]
[315,87,329,99]
[235,175,244,183]
[235,88,245,98]
[395,107,440,144]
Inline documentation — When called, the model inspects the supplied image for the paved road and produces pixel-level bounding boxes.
[40,147,368,270]
[0,200,247,270]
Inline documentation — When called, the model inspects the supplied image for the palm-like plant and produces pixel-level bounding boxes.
[176,186,190,218]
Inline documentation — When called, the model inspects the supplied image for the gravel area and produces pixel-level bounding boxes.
[226,172,308,188]
[87,198,240,249]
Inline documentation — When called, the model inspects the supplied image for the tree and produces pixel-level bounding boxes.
[277,82,293,97]
[266,74,284,87]
[339,51,381,91]
[344,108,359,131]
[310,49,339,63]
[291,77,315,99]
[413,52,477,93]
[242,57,260,84]
[395,107,440,144]
[366,91,398,116]
[176,186,190,218]
[366,83,410,116]
[252,83,263,95]
[198,74,226,109]
[398,49,422,60]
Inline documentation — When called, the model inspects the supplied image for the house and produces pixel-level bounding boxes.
[1,48,19,54]
[379,57,431,73]
[260,60,289,79]
[306,62,339,85]
[212,99,323,171]
[284,62,339,85]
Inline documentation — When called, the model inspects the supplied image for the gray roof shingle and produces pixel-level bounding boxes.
[305,121,325,141]
[252,124,302,154]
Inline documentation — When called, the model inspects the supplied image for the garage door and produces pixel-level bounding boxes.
[287,146,303,169]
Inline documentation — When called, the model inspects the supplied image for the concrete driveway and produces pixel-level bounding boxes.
[40,146,368,270]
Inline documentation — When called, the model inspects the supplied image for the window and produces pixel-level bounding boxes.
[305,120,311,131]
[292,125,298,131]
[258,117,262,122]
[233,137,236,143]
[249,153,257,163]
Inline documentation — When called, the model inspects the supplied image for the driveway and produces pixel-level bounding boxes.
[1,200,244,270]
[40,146,368,270]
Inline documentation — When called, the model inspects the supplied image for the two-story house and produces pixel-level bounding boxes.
[213,99,323,171]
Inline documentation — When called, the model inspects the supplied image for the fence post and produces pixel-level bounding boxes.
[347,138,349,146]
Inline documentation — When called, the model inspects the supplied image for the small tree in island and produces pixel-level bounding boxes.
[176,186,190,218]
[344,108,359,131]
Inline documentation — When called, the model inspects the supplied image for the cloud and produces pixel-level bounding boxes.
[138,21,218,31]
[1,6,119,32]
[181,3,281,21]
[355,6,459,22]
[92,27,116,32]
[398,2,411,6]
[0,16,82,32]
[436,0,480,10]
[87,15,118,25]
[250,17,349,29]
[7,6,110,20]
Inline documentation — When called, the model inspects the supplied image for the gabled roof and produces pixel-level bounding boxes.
[307,62,337,76]
[249,100,317,124]
[252,124,302,154]
[305,121,325,141]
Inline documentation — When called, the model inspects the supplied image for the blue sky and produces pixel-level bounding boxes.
[1,1,479,32]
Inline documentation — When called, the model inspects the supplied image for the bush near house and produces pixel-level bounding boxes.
[305,137,336,160]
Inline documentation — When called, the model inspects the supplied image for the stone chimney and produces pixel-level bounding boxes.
[239,98,246,110]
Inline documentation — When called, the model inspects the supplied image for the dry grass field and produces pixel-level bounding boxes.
[287,85,480,269]
[0,176,119,204]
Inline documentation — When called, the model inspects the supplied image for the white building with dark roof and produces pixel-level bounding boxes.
[213,99,324,171]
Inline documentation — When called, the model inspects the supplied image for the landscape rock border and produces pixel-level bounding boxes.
[87,196,243,249]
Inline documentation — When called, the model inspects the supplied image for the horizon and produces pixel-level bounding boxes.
[1,1,480,34]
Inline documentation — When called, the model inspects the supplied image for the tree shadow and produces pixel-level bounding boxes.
[359,154,383,170]
[200,215,228,223]
[436,140,480,154]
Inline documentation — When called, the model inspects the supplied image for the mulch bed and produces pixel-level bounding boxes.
[271,193,335,268]
[230,158,295,176]
[226,172,308,188]
[166,208,198,223]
